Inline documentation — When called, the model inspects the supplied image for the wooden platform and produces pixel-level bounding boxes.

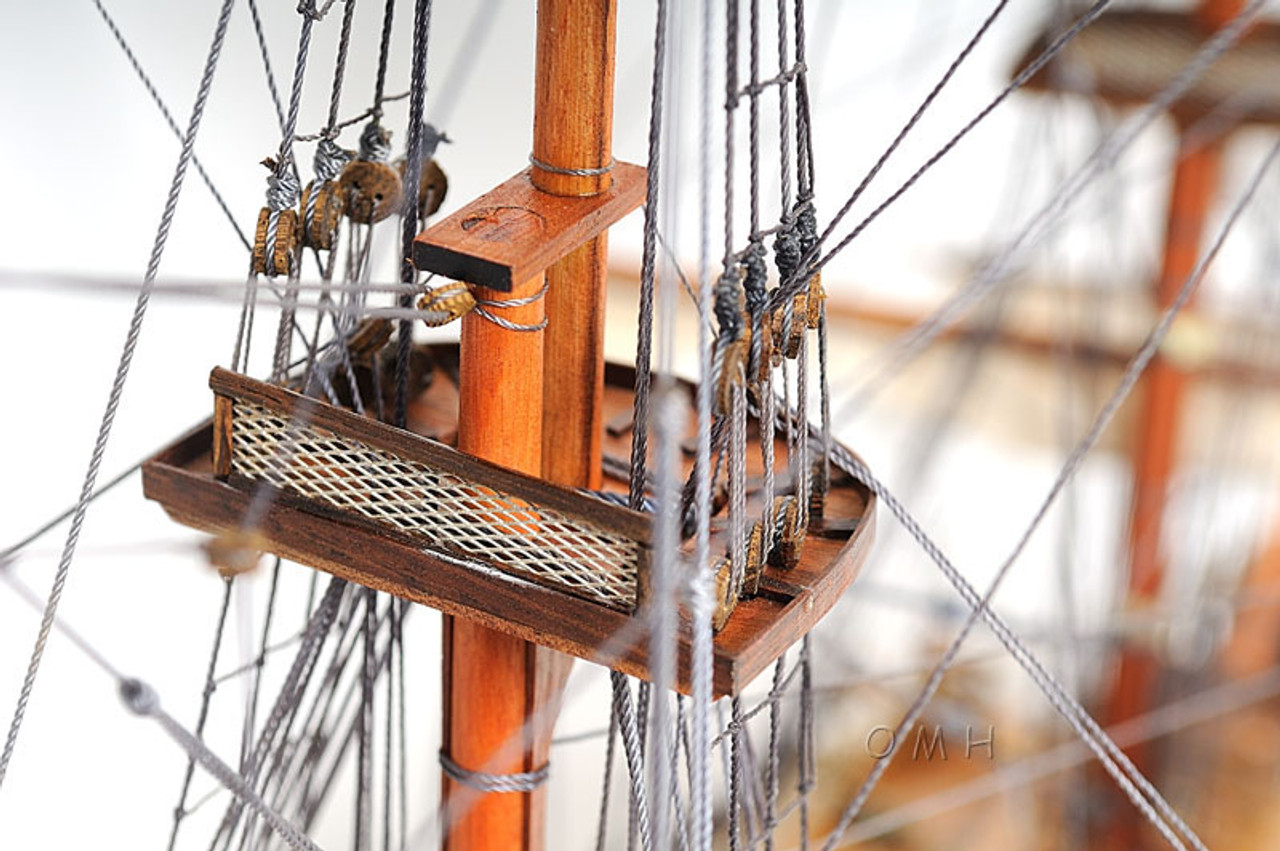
[1016,10,1280,127]
[142,347,875,697]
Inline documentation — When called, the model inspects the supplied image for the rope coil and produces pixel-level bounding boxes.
[439,750,549,793]
[529,153,616,177]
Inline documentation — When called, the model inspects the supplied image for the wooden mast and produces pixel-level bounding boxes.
[1100,2,1241,846]
[441,2,618,849]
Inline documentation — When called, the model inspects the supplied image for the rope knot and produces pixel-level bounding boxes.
[119,677,160,716]
[296,0,322,20]
[417,122,452,161]
[742,241,769,315]
[796,201,818,254]
[313,138,353,183]
[359,121,393,162]
[773,222,802,285]
[265,168,301,212]
[714,267,744,342]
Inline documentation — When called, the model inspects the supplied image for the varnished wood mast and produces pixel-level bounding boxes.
[440,2,619,850]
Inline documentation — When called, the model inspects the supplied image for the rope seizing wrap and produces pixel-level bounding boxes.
[439,750,550,794]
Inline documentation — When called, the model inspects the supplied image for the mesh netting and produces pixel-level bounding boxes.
[230,401,641,609]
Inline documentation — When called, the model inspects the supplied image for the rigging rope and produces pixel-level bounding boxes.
[0,0,239,793]
[89,0,251,252]
[773,0,1112,310]
[691,2,717,849]
[830,0,1264,422]
[395,0,434,429]
[0,561,322,851]
[166,578,234,851]
[816,130,1280,846]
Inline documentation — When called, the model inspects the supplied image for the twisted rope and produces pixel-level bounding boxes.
[439,751,549,793]
[0,0,239,792]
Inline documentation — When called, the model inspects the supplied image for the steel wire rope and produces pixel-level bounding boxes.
[817,137,1280,851]
[773,0,1114,310]
[826,0,1263,425]
[0,0,240,793]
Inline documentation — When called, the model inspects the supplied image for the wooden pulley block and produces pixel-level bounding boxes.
[768,494,805,570]
[338,159,403,223]
[346,317,393,366]
[202,528,269,579]
[298,181,345,250]
[805,272,826,330]
[716,323,752,417]
[397,157,449,220]
[741,520,767,597]
[711,557,737,632]
[770,294,807,362]
[252,207,298,276]
[752,314,774,388]
[416,281,477,327]
[808,467,827,521]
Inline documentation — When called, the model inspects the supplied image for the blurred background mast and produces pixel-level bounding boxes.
[1102,0,1246,847]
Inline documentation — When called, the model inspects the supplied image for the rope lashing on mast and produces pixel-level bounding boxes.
[438,751,550,794]
[528,153,617,177]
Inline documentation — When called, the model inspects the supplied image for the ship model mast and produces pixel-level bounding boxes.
[142,0,874,848]
[440,1,619,847]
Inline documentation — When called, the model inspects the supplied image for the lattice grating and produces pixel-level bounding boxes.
[230,401,641,609]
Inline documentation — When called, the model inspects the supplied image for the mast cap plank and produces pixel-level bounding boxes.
[411,163,645,291]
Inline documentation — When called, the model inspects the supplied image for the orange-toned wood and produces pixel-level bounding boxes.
[443,272,552,851]
[527,3,617,840]
[1197,0,1247,30]
[1108,135,1222,730]
[438,2,625,847]
[1222,516,1280,679]
[1101,10,1229,838]
[534,0,618,491]
[530,0,617,197]
[411,163,643,292]
[542,236,610,490]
